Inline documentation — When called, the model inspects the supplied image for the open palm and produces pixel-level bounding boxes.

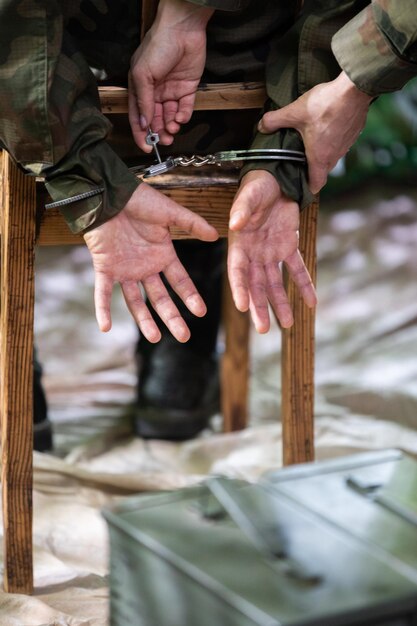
[84,182,218,342]
[228,171,317,332]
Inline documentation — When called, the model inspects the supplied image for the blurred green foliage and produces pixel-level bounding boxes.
[323,77,417,197]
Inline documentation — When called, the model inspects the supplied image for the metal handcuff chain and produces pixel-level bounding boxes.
[129,148,307,179]
[44,129,306,209]
[130,127,307,178]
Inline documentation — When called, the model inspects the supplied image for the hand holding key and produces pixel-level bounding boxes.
[128,0,214,151]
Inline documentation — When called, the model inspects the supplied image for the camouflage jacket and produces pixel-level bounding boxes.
[1,1,417,233]
[0,0,140,233]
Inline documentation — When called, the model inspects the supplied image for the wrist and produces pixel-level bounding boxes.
[335,71,373,107]
[156,0,214,31]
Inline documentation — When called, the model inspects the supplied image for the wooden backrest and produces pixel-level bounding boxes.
[37,82,266,244]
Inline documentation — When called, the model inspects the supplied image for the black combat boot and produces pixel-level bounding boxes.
[33,350,53,452]
[134,240,224,440]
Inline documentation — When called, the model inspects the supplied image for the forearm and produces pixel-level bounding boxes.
[155,0,214,29]
[332,1,417,96]
[44,141,139,234]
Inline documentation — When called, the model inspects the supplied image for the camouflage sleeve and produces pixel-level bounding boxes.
[0,0,139,234]
[242,1,374,209]
[331,1,417,96]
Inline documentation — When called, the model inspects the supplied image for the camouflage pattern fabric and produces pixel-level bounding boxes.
[0,0,140,233]
[1,0,417,232]
[332,1,417,96]
[244,0,417,209]
[243,0,370,208]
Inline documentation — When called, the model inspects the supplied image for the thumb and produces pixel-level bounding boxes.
[229,170,276,231]
[229,195,252,231]
[258,104,299,134]
[229,176,264,231]
[170,204,219,242]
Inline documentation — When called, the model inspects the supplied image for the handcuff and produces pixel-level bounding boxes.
[44,128,306,209]
[129,128,306,178]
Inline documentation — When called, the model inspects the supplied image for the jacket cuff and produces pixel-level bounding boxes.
[331,6,417,96]
[240,128,315,210]
[44,141,140,234]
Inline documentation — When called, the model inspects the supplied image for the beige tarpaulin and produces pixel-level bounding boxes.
[1,187,417,625]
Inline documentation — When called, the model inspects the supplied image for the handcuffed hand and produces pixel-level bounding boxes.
[83,183,218,342]
[228,170,317,332]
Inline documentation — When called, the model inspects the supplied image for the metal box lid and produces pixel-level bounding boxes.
[104,449,417,626]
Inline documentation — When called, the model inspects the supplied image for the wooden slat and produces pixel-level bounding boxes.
[281,201,318,465]
[99,82,266,115]
[221,277,250,432]
[38,175,238,244]
[37,210,83,245]
[0,151,34,593]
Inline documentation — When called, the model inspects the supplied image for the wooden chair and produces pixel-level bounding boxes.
[0,3,317,597]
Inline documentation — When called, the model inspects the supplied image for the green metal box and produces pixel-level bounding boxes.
[103,450,417,626]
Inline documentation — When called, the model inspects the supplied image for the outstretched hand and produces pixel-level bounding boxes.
[83,183,218,342]
[129,0,213,151]
[258,71,373,194]
[228,170,317,332]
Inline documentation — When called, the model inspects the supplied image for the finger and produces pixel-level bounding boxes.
[258,104,298,133]
[151,104,175,145]
[163,260,207,318]
[129,69,155,138]
[94,272,113,332]
[169,205,219,242]
[284,250,317,308]
[131,184,217,243]
[175,92,196,125]
[248,262,270,334]
[304,145,330,194]
[258,106,299,134]
[265,262,294,328]
[308,163,329,195]
[162,100,181,136]
[229,171,270,232]
[121,281,162,343]
[128,77,152,152]
[227,244,250,312]
[143,274,191,343]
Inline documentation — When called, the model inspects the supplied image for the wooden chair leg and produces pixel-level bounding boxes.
[0,152,35,593]
[281,201,318,465]
[221,275,250,432]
